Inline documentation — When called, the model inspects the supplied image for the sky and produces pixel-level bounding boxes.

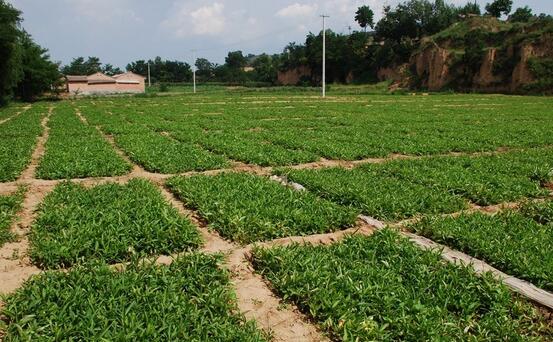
[7,0,553,69]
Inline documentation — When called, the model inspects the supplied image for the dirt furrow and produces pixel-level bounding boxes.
[0,180,53,298]
[253,218,376,250]
[228,248,329,342]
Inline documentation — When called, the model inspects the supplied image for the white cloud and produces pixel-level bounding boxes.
[162,2,226,37]
[276,3,318,18]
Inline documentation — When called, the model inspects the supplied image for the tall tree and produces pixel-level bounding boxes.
[355,5,375,31]
[251,54,277,83]
[15,31,60,101]
[0,0,23,104]
[102,64,123,76]
[61,57,103,75]
[485,0,513,18]
[195,58,215,80]
[509,6,533,22]
[225,51,247,69]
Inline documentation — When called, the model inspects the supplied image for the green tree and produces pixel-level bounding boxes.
[126,60,148,76]
[509,6,533,22]
[61,57,103,75]
[0,0,23,104]
[251,54,277,83]
[102,64,123,76]
[485,0,512,18]
[225,51,247,69]
[355,5,375,31]
[459,2,481,16]
[14,31,60,101]
[195,58,215,80]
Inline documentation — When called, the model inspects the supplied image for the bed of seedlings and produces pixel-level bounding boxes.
[167,173,358,243]
[75,94,553,168]
[277,148,553,220]
[30,179,201,269]
[36,103,131,179]
[1,92,552,340]
[0,188,24,246]
[81,106,229,173]
[253,229,553,340]
[2,255,266,341]
[0,105,46,182]
[410,200,553,291]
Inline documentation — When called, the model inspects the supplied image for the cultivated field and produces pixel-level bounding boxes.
[0,90,552,340]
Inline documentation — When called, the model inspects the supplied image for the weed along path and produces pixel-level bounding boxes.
[1,94,553,340]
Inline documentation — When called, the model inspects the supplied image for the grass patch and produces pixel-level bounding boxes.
[1,254,266,341]
[410,204,553,291]
[30,179,201,269]
[253,229,553,341]
[166,173,358,243]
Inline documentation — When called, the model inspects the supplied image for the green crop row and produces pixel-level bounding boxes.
[277,148,553,220]
[253,229,553,341]
[410,200,553,291]
[166,173,358,243]
[0,188,25,247]
[36,104,131,179]
[1,254,266,341]
[0,105,46,182]
[30,179,201,269]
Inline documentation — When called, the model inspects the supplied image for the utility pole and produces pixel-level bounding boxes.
[321,15,329,98]
[147,62,151,87]
[192,50,197,94]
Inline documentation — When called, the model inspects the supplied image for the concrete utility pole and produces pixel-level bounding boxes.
[192,50,197,94]
[147,62,151,87]
[321,15,329,98]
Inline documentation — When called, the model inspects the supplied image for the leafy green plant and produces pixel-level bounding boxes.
[167,173,358,243]
[30,179,201,269]
[1,254,266,341]
[253,229,553,340]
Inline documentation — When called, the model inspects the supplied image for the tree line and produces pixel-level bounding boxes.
[0,0,60,104]
[1,0,551,105]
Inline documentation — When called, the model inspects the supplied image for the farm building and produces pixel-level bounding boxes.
[65,72,145,95]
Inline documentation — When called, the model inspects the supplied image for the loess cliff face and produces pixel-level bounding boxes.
[388,18,553,93]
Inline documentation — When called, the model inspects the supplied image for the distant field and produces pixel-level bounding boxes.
[1,89,552,340]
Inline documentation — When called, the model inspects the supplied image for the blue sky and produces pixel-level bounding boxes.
[8,0,553,68]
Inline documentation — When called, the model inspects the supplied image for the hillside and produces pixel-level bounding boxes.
[400,16,553,93]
